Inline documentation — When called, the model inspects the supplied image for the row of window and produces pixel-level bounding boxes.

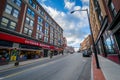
[25,17,34,26]
[27,8,35,18]
[29,0,36,9]
[5,4,19,18]
[36,33,42,39]
[23,27,32,36]
[0,17,16,30]
[12,0,22,7]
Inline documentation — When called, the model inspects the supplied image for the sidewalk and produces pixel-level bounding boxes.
[0,54,65,72]
[0,57,49,72]
[92,54,120,80]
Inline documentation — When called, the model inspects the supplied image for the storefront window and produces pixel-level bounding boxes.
[104,35,115,54]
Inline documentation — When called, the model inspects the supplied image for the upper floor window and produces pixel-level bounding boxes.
[36,33,42,39]
[5,4,12,14]
[29,0,36,9]
[13,9,19,18]
[108,1,117,18]
[41,11,44,16]
[27,8,35,17]
[1,17,9,27]
[5,4,19,18]
[45,22,49,29]
[37,24,42,31]
[25,17,34,26]
[23,27,32,36]
[12,0,22,7]
[0,17,16,30]
[9,21,16,29]
[38,17,43,24]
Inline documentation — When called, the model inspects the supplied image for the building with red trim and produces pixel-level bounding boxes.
[0,0,63,64]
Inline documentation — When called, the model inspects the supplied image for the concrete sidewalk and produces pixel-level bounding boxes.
[92,54,120,80]
[0,54,66,72]
[0,57,49,72]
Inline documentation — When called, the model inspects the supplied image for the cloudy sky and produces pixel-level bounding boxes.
[37,0,90,51]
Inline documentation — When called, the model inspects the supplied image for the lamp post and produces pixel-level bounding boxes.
[71,9,100,68]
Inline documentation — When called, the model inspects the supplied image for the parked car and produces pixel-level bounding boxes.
[82,50,91,57]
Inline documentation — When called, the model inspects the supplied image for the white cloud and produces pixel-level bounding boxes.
[64,0,75,10]
[40,1,90,48]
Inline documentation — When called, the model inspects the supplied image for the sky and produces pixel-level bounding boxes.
[37,0,90,51]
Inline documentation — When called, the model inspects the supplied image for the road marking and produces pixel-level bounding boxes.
[1,58,63,79]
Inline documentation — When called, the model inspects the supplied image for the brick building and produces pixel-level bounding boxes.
[80,35,92,51]
[90,0,120,63]
[0,0,63,63]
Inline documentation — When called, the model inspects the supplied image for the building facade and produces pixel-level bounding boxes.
[90,0,120,64]
[0,0,63,64]
[80,35,92,51]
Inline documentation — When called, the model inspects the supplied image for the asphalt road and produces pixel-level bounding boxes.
[0,53,91,80]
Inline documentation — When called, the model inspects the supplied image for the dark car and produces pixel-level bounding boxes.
[82,50,91,57]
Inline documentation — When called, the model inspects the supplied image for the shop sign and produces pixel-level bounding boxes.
[0,32,51,49]
[25,40,40,46]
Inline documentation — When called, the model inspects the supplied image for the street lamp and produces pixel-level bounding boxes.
[71,9,100,69]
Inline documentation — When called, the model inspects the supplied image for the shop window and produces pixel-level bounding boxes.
[5,4,12,14]
[24,27,28,34]
[9,21,16,29]
[27,8,35,17]
[12,0,22,7]
[13,9,19,18]
[1,17,9,27]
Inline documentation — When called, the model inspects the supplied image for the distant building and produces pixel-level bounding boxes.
[80,35,92,51]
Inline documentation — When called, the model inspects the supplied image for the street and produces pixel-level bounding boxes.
[0,53,91,80]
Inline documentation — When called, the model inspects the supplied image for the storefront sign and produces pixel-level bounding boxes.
[0,32,52,49]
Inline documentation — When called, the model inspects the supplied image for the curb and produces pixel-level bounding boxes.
[91,55,93,80]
